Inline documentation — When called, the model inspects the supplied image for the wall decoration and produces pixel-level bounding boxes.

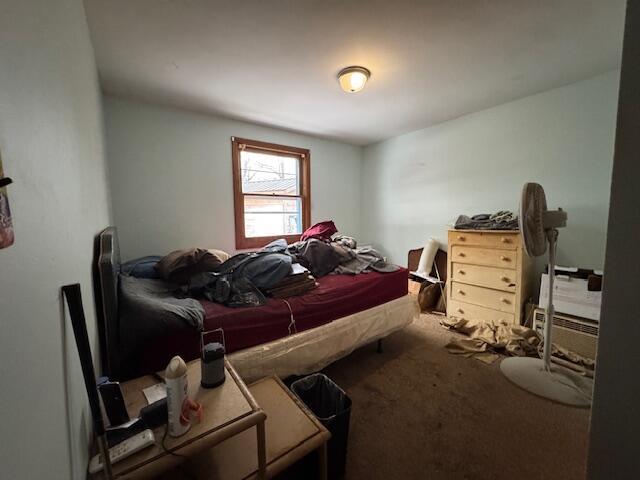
[0,149,14,249]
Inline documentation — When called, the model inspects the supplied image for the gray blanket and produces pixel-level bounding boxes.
[454,211,519,230]
[119,275,204,356]
[334,246,400,275]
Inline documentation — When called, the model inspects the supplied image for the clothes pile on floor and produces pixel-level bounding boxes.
[440,316,595,374]
[454,210,519,230]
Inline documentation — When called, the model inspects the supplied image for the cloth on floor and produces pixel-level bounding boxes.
[454,210,519,230]
[539,342,596,374]
[440,317,539,364]
[440,317,595,373]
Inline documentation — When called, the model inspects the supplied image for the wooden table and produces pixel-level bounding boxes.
[93,359,266,479]
[179,376,331,480]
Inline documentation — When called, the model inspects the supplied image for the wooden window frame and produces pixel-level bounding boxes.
[232,137,311,250]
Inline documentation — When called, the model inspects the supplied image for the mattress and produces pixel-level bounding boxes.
[230,294,419,382]
[129,268,408,377]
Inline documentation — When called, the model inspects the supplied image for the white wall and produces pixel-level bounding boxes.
[361,71,619,275]
[104,96,363,260]
[0,1,111,479]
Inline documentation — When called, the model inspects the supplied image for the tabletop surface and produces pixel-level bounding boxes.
[96,359,264,478]
[181,375,331,480]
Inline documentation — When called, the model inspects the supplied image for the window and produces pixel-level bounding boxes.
[232,137,310,249]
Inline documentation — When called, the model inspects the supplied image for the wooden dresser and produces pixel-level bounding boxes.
[446,229,532,325]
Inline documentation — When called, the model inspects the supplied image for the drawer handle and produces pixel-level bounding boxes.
[500,297,511,304]
[457,236,466,241]
[500,256,510,262]
[458,269,466,275]
[501,276,510,282]
[459,252,466,257]
[501,237,511,244]
[457,289,465,295]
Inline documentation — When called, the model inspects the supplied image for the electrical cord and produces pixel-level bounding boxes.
[160,423,186,458]
[283,299,297,335]
[160,423,199,480]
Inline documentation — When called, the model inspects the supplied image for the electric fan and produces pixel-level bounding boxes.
[500,183,592,406]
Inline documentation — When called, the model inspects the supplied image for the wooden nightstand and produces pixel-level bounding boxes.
[92,359,267,479]
[181,376,331,480]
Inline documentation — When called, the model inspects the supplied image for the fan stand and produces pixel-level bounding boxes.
[500,229,593,407]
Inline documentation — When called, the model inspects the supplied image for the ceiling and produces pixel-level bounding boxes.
[84,0,626,145]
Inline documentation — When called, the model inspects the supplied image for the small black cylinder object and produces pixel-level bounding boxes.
[201,342,225,388]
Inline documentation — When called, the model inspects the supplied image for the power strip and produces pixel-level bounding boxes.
[89,429,155,474]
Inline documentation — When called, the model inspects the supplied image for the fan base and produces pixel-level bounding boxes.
[500,357,592,407]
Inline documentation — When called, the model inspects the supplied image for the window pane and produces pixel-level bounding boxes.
[241,150,300,195]
[244,196,302,237]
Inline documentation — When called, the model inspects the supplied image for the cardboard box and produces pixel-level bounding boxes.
[538,273,602,321]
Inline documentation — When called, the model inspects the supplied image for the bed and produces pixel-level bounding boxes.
[96,227,419,381]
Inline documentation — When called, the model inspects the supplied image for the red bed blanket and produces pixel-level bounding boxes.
[127,268,408,377]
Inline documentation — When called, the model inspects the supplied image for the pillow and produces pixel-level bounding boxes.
[121,255,162,279]
[156,248,227,284]
[209,248,230,262]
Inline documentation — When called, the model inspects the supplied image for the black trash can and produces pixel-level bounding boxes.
[290,373,352,478]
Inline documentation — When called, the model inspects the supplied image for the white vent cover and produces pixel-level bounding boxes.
[533,308,598,361]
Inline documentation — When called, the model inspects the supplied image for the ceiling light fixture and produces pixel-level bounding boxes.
[338,66,371,93]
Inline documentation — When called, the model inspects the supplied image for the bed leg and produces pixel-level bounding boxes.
[376,339,383,354]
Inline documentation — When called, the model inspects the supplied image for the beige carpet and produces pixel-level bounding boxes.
[322,313,590,480]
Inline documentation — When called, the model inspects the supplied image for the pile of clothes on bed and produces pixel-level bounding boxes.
[120,220,398,311]
[263,263,317,299]
[116,221,398,358]
[187,220,398,307]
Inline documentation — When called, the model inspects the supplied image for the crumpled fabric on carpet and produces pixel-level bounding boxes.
[440,317,595,373]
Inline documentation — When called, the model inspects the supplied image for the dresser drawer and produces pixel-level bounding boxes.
[448,299,516,324]
[450,245,517,269]
[449,230,519,250]
[451,281,516,313]
[451,263,516,292]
